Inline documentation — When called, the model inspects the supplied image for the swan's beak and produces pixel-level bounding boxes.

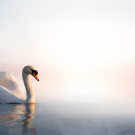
[33,72,39,81]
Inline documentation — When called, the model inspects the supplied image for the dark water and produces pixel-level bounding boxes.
[0,103,135,135]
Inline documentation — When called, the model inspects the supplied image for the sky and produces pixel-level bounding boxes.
[0,0,135,103]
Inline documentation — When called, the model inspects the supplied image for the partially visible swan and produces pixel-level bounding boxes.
[0,65,39,103]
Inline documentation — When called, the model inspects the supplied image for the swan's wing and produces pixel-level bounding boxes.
[0,86,25,103]
[0,72,25,100]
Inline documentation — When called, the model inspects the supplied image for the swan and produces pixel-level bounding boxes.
[0,65,39,103]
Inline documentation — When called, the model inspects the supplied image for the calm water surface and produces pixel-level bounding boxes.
[0,103,135,135]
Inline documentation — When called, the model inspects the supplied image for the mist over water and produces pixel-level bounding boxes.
[0,103,135,135]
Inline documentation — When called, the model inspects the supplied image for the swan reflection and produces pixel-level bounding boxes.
[0,104,36,135]
[22,104,37,135]
[0,104,25,127]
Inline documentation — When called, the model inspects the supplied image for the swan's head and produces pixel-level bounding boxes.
[23,66,39,81]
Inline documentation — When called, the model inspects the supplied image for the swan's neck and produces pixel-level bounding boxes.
[22,72,35,103]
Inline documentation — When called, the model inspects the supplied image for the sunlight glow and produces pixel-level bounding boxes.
[65,83,102,103]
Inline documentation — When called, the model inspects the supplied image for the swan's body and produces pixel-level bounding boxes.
[0,66,39,103]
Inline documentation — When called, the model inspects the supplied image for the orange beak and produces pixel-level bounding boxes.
[33,72,39,81]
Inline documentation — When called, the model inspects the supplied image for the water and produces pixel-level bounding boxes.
[0,103,135,135]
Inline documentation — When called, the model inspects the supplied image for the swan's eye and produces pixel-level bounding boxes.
[31,69,38,75]
[35,70,38,75]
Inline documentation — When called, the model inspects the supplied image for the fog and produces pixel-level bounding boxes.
[0,0,135,103]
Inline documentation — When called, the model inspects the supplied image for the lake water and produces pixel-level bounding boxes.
[0,103,135,135]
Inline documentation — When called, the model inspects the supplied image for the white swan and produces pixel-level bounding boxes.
[0,65,39,103]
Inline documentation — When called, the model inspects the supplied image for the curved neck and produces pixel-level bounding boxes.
[22,72,35,103]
